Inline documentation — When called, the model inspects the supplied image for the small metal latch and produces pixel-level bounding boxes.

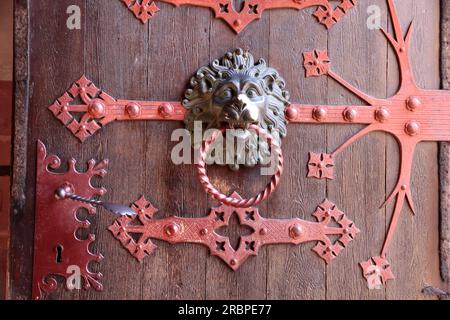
[55,184,136,216]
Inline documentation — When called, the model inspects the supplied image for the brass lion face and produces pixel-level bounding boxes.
[183,48,290,169]
[213,73,268,130]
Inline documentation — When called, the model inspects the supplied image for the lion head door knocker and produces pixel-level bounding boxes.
[106,51,359,272]
[183,48,290,170]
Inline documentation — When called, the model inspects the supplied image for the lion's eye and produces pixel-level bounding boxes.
[246,88,259,98]
[219,88,232,99]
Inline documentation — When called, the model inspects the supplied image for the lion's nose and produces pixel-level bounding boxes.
[236,94,249,110]
[241,108,258,123]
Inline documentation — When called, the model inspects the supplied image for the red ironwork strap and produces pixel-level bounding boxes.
[109,195,360,270]
[121,0,358,33]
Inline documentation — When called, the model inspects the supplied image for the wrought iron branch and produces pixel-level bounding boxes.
[296,0,450,288]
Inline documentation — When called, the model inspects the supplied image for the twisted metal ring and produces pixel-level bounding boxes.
[196,124,284,208]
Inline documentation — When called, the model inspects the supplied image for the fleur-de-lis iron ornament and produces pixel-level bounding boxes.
[47,0,450,289]
[121,0,358,33]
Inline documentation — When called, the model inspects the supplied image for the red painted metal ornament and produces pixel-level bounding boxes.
[48,76,184,142]
[32,141,107,300]
[288,0,450,288]
[109,195,359,270]
[121,0,358,33]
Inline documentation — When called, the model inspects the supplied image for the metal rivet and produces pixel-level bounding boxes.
[200,228,208,236]
[343,107,358,122]
[289,224,303,239]
[165,223,181,237]
[406,96,422,111]
[285,106,298,122]
[312,107,327,121]
[158,103,174,118]
[259,228,268,235]
[126,103,141,118]
[87,99,106,118]
[405,121,420,136]
[401,185,407,191]
[234,20,242,27]
[230,259,237,266]
[375,107,390,122]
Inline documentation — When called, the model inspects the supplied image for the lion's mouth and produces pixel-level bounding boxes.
[219,118,259,130]
[219,121,259,139]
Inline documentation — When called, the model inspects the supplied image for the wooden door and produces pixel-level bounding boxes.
[11,0,447,300]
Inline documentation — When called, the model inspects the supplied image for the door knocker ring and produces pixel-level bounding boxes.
[197,124,284,208]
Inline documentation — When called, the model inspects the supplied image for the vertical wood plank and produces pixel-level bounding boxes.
[80,0,148,300]
[326,0,388,300]
[10,0,30,299]
[266,9,327,300]
[139,3,210,300]
[386,0,442,300]
[27,0,87,300]
[11,0,87,300]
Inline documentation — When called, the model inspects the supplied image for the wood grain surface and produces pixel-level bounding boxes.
[10,0,444,299]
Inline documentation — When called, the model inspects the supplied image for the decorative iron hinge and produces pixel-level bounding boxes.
[121,0,358,33]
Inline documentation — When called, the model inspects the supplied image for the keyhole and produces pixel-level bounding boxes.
[56,245,63,264]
